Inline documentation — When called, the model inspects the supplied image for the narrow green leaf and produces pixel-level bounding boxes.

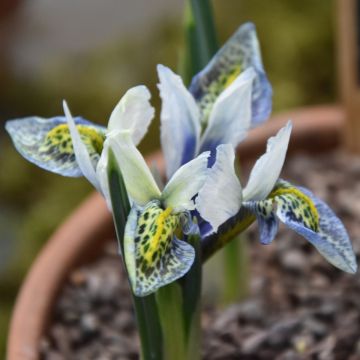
[107,149,163,360]
[181,232,202,360]
[156,283,186,360]
[181,0,218,84]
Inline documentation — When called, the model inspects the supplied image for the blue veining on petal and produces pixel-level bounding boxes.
[251,69,272,127]
[5,115,106,177]
[278,186,357,274]
[189,22,272,127]
[180,130,198,167]
[244,201,278,245]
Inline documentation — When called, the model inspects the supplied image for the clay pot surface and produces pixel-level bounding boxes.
[7,104,344,360]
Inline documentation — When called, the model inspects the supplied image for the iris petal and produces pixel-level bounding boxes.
[107,85,155,145]
[280,184,357,274]
[64,101,101,190]
[107,131,161,206]
[124,201,195,297]
[243,121,292,202]
[250,180,357,274]
[157,64,201,179]
[162,151,210,212]
[189,22,272,127]
[245,200,279,245]
[196,144,242,233]
[5,115,105,177]
[199,68,255,153]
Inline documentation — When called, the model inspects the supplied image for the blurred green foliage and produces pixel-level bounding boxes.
[0,0,336,355]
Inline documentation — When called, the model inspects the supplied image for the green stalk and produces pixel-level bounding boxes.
[222,236,249,304]
[222,162,250,304]
[156,283,186,360]
[181,0,218,84]
[181,233,202,360]
[156,232,202,360]
[107,150,163,360]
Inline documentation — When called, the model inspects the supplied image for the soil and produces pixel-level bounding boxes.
[40,150,360,360]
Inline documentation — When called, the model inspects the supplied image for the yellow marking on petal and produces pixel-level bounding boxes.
[223,66,241,89]
[144,206,174,263]
[46,124,104,155]
[270,186,319,232]
[199,65,242,128]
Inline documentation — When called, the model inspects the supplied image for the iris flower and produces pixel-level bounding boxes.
[107,131,210,296]
[196,123,357,274]
[6,83,213,297]
[6,85,154,197]
[157,22,272,178]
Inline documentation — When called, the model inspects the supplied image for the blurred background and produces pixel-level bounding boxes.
[0,0,336,355]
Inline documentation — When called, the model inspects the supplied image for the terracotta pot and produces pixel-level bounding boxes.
[7,104,345,360]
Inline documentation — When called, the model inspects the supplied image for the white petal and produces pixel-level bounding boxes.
[63,101,100,190]
[157,64,201,179]
[107,130,161,206]
[162,151,210,212]
[196,144,242,233]
[95,142,112,210]
[243,121,292,202]
[199,67,255,152]
[107,85,154,145]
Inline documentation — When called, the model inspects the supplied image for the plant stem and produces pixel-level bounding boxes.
[222,236,249,304]
[107,150,163,360]
[222,161,250,304]
[156,283,186,360]
[181,233,202,360]
[181,0,218,84]
[155,233,202,360]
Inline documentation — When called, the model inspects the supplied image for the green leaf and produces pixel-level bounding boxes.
[107,149,163,360]
[181,0,218,84]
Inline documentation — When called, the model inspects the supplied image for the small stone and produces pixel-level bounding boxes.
[241,331,268,354]
[280,250,307,274]
[80,313,99,335]
[303,317,328,339]
[267,318,301,348]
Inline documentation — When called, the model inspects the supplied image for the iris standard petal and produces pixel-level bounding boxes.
[124,201,195,297]
[63,101,100,190]
[107,85,155,146]
[157,64,201,179]
[107,130,161,206]
[199,68,255,153]
[196,144,242,233]
[242,121,292,202]
[161,151,210,212]
[95,141,111,208]
[189,22,272,127]
[5,115,105,177]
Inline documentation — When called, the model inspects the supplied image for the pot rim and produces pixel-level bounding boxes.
[7,104,345,360]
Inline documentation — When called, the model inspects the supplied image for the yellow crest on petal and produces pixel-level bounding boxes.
[270,182,319,232]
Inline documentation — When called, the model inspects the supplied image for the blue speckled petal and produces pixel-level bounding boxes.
[5,116,106,177]
[281,185,357,274]
[189,22,272,127]
[258,180,357,274]
[245,200,279,245]
[124,201,195,297]
[248,180,357,274]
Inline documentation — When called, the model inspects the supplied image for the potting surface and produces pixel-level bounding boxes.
[40,150,360,360]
